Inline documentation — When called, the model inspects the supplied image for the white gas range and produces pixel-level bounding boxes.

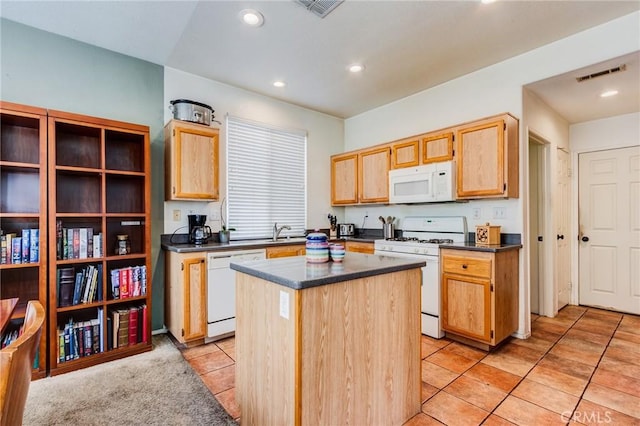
[374,216,468,338]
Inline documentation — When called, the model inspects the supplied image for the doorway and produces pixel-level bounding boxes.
[578,146,640,314]
[528,133,550,315]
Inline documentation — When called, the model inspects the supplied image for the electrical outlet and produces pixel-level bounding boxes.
[492,207,506,219]
[172,209,181,221]
[472,208,481,219]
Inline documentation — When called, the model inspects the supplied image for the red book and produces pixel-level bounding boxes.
[119,268,129,299]
[141,304,148,344]
[128,307,139,345]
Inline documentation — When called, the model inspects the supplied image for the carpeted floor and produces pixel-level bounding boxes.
[23,335,238,426]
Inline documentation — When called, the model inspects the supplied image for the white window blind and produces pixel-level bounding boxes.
[226,115,307,240]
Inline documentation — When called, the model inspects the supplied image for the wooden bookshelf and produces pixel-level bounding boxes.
[47,109,152,375]
[0,101,48,379]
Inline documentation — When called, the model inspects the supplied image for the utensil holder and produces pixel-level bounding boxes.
[383,223,395,239]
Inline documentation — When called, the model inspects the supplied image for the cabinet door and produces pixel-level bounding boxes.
[344,241,374,254]
[358,146,390,203]
[183,257,206,342]
[331,153,358,205]
[266,245,306,258]
[441,273,492,343]
[391,138,420,169]
[166,120,219,201]
[422,132,453,164]
[456,114,519,199]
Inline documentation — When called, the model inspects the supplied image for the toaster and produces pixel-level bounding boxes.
[337,223,355,238]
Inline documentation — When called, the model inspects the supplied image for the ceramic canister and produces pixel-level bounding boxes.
[306,232,329,263]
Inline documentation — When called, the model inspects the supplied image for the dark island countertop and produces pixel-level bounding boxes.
[161,236,377,253]
[230,252,425,290]
[439,242,522,253]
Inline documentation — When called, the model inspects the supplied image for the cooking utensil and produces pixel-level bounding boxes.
[387,216,393,224]
[169,99,219,126]
[379,216,386,225]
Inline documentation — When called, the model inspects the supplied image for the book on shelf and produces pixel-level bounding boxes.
[117,309,129,348]
[120,268,130,299]
[11,237,22,264]
[92,233,102,258]
[58,267,75,307]
[79,228,88,259]
[56,220,63,260]
[128,306,139,345]
[21,229,30,263]
[0,233,6,265]
[57,314,102,363]
[141,304,148,344]
[72,228,80,259]
[29,228,39,263]
[87,228,94,258]
[109,265,146,300]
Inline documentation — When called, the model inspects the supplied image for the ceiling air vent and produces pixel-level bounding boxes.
[296,0,344,18]
[576,64,626,82]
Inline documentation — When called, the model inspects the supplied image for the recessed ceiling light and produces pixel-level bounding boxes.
[600,90,619,98]
[348,64,365,73]
[273,81,286,88]
[239,9,264,27]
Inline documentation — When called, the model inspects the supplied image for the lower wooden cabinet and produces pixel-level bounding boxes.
[440,248,519,348]
[266,245,305,258]
[165,251,207,345]
[344,241,374,254]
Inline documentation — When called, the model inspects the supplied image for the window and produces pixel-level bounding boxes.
[226,115,307,240]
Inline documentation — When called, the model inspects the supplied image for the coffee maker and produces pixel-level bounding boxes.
[188,214,212,245]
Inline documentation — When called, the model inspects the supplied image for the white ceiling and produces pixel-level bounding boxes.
[1,0,639,122]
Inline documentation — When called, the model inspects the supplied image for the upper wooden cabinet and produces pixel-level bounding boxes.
[331,152,358,205]
[358,146,390,203]
[456,114,519,199]
[165,120,219,201]
[422,131,454,164]
[391,137,420,169]
[331,146,390,205]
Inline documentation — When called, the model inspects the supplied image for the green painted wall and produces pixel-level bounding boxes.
[1,18,166,331]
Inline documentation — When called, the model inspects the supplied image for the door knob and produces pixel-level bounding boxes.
[581,236,589,242]
[557,234,564,240]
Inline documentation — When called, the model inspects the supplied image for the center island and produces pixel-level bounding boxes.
[230,252,425,426]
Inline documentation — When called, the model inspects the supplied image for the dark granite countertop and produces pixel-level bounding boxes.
[161,235,377,253]
[439,242,522,253]
[229,252,425,290]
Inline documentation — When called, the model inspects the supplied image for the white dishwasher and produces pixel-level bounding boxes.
[207,249,266,340]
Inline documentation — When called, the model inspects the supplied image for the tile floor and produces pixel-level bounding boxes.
[180,305,640,425]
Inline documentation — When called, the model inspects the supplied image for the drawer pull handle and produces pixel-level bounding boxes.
[462,264,468,269]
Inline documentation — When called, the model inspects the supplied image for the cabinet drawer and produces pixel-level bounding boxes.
[442,255,491,278]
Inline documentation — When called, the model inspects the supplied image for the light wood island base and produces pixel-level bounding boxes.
[235,267,422,426]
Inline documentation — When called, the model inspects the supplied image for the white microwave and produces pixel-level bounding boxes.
[388,161,456,204]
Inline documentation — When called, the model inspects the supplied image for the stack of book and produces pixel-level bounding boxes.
[109,265,147,300]
[55,221,103,260]
[0,228,40,264]
[57,311,102,363]
[106,305,148,350]
[57,264,103,307]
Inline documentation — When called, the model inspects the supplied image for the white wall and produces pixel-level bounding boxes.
[163,67,344,235]
[342,11,640,337]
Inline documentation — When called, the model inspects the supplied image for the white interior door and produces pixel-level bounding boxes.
[578,146,640,314]
[556,148,571,309]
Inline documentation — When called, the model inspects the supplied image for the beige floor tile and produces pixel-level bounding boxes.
[555,305,587,321]
[439,341,487,361]
[181,342,222,360]
[403,412,445,426]
[481,352,536,377]
[573,398,640,426]
[421,381,439,403]
[494,395,567,426]
[482,414,517,425]
[591,367,640,398]
[511,378,580,415]
[510,334,555,353]
[421,340,445,359]
[444,375,507,411]
[603,345,640,366]
[422,391,489,426]
[421,360,460,389]
[200,364,235,394]
[426,349,478,374]
[526,364,589,397]
[536,352,595,380]
[618,315,640,335]
[421,335,452,349]
[598,356,640,380]
[215,337,236,360]
[531,319,571,336]
[583,382,640,418]
[583,308,623,323]
[536,314,577,328]
[188,348,234,375]
[214,387,241,419]
[564,328,612,346]
[613,329,640,344]
[572,318,618,336]
[609,336,640,354]
[548,342,603,367]
[463,362,522,393]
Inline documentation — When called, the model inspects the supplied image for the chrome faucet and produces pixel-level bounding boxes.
[273,222,291,241]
